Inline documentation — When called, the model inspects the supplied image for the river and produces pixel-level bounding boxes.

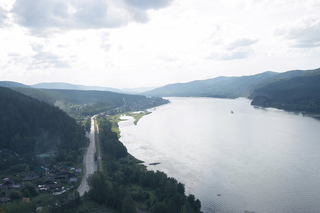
[119,97,320,213]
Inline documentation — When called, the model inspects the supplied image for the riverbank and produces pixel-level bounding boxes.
[95,115,203,213]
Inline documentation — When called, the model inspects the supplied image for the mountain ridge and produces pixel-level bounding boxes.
[141,69,315,98]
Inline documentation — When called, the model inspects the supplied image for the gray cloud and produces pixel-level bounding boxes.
[11,0,125,32]
[218,49,254,60]
[10,0,173,36]
[275,15,320,48]
[207,49,254,61]
[227,38,259,50]
[0,6,8,27]
[123,0,173,10]
[30,43,70,69]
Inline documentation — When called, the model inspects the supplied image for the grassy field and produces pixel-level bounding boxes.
[126,111,152,125]
[108,111,151,138]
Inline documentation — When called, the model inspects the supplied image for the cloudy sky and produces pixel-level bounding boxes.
[1,0,320,89]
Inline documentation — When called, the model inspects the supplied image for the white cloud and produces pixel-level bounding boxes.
[1,0,320,88]
[157,53,178,62]
[227,38,259,50]
[29,43,70,69]
[275,15,320,48]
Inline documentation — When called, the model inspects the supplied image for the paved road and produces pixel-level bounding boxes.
[77,116,97,197]
[95,117,103,172]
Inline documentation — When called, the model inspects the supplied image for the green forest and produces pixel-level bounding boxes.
[0,86,86,159]
[0,86,197,213]
[83,116,203,213]
[250,68,320,113]
[0,86,88,213]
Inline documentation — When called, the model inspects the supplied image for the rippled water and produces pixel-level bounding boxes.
[119,97,320,213]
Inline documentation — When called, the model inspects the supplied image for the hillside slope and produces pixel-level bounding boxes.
[142,70,308,98]
[0,81,31,88]
[0,86,85,156]
[10,87,148,116]
[250,68,320,113]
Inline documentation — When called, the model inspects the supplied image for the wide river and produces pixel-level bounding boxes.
[119,97,320,213]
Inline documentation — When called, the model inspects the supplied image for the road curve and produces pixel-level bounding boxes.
[77,116,97,197]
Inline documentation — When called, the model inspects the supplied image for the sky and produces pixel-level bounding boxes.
[0,0,320,89]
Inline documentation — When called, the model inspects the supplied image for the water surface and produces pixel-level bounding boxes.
[119,97,320,213]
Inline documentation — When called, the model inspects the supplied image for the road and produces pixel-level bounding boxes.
[95,117,103,172]
[77,116,97,197]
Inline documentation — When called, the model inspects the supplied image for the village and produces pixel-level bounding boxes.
[0,163,82,204]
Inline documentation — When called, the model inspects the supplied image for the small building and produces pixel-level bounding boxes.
[23,172,40,181]
[56,171,70,179]
[0,198,10,204]
[2,178,15,188]
[34,166,48,172]
[43,175,55,185]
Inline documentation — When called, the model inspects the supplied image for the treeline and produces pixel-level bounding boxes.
[97,117,127,159]
[87,116,202,213]
[11,87,149,125]
[0,86,86,169]
[250,69,320,113]
[81,100,115,116]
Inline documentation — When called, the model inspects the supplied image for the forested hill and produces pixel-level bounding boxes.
[0,86,85,156]
[142,69,306,98]
[0,81,31,88]
[10,87,149,116]
[250,68,320,113]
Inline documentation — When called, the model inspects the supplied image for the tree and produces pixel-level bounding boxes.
[87,171,108,204]
[167,198,178,213]
[121,195,136,213]
[153,202,167,213]
[85,117,91,132]
[25,165,30,174]
[21,182,39,196]
[177,182,185,194]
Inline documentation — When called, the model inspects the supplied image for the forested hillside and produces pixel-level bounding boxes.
[250,68,320,113]
[142,70,305,98]
[0,86,85,158]
[89,116,203,213]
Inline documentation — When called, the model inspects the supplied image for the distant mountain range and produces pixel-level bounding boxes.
[1,67,320,114]
[0,81,164,117]
[0,81,32,88]
[0,81,155,94]
[142,69,307,98]
[142,67,320,113]
[31,82,124,93]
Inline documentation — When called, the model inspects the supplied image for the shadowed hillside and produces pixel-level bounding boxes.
[250,68,320,113]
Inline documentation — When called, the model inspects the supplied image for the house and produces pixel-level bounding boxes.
[42,175,55,185]
[0,198,10,204]
[23,172,40,181]
[56,171,70,179]
[1,178,15,188]
[34,166,48,172]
